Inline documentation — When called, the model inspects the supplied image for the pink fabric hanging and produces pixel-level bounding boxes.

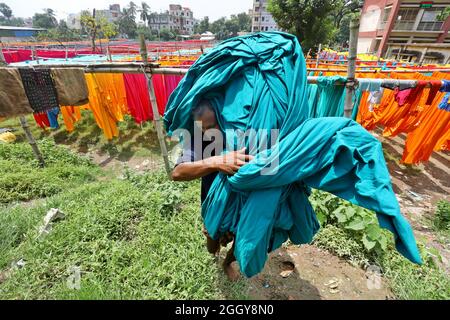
[123,74,153,124]
[164,75,183,99]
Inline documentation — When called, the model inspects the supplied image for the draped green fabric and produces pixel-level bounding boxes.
[307,71,320,118]
[309,76,347,118]
[164,32,421,278]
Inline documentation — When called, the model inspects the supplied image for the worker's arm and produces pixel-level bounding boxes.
[171,148,253,181]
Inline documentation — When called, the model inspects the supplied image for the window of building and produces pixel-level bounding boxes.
[394,8,419,30]
[418,8,444,31]
[255,17,259,22]
[265,26,268,31]
[377,7,391,30]
[262,16,265,22]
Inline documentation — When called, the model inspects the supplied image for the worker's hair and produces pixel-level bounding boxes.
[192,99,213,119]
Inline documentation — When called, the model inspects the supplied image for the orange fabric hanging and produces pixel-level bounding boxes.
[402,72,450,164]
[80,73,128,140]
[382,75,443,137]
[60,106,82,132]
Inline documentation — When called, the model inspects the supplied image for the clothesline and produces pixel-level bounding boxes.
[8,64,450,87]
[307,68,450,73]
[2,39,449,168]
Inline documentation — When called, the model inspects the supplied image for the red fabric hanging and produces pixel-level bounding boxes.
[123,74,153,124]
[152,74,168,115]
[33,112,50,129]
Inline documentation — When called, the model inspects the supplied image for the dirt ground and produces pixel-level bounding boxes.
[245,245,392,300]
[83,131,449,300]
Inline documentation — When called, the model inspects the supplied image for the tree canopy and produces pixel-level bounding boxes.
[268,0,361,52]
[0,2,24,27]
[32,8,58,29]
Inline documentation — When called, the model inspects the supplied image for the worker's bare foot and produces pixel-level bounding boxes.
[223,262,240,282]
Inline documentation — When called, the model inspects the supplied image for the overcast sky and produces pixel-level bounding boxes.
[3,0,254,22]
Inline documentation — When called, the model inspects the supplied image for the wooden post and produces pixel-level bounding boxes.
[140,35,172,178]
[315,43,322,69]
[0,47,6,66]
[344,18,359,118]
[419,47,428,66]
[146,75,171,177]
[139,34,148,63]
[19,116,45,167]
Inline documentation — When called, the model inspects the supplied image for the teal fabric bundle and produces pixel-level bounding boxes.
[164,32,421,277]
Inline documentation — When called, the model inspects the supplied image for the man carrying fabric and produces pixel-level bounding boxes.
[171,99,253,281]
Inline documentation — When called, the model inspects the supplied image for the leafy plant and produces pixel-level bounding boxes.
[309,189,388,255]
[433,200,450,231]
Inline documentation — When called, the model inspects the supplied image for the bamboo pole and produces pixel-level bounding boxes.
[315,43,322,69]
[139,35,172,178]
[0,47,6,66]
[344,18,359,118]
[19,116,45,167]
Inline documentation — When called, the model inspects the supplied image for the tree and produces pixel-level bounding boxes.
[210,17,229,40]
[128,1,138,19]
[268,0,338,52]
[81,10,118,51]
[330,0,361,29]
[117,8,137,38]
[194,17,210,34]
[334,11,361,47]
[159,27,176,41]
[236,12,251,32]
[137,25,155,40]
[33,8,58,29]
[0,2,12,20]
[0,3,24,26]
[139,2,150,24]
[37,20,81,42]
[438,7,450,21]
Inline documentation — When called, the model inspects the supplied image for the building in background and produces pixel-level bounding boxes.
[0,26,46,42]
[250,0,280,32]
[67,13,82,30]
[148,4,195,35]
[67,4,122,30]
[358,0,450,63]
[97,4,122,23]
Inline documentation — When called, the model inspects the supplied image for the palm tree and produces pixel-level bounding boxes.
[44,8,58,27]
[140,2,150,24]
[128,2,137,19]
[0,3,13,20]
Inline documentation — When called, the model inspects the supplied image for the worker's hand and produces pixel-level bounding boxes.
[212,148,254,175]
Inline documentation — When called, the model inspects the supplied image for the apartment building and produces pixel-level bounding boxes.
[250,0,280,32]
[148,4,195,35]
[358,0,450,63]
[67,4,121,30]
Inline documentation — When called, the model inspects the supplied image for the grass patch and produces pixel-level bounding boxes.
[0,142,248,299]
[0,112,164,160]
[433,200,450,232]
[0,140,99,204]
